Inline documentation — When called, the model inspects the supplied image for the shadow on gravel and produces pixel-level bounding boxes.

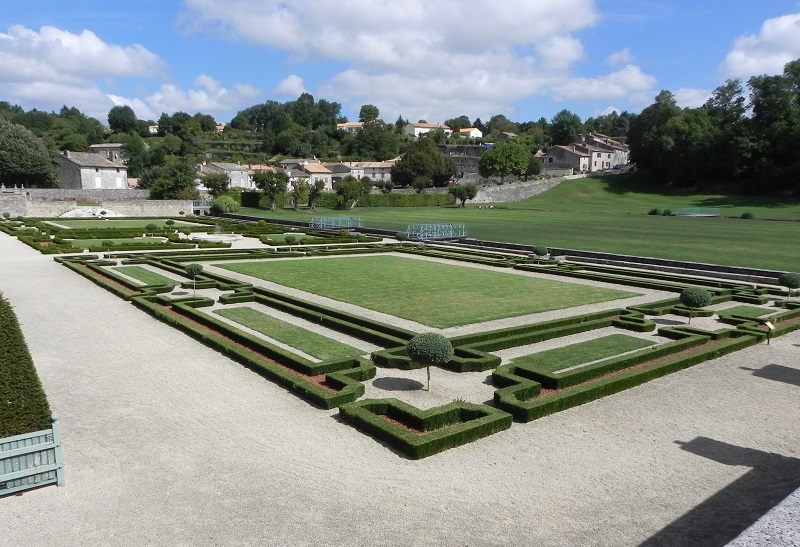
[652,318,684,326]
[640,437,800,547]
[741,364,800,388]
[372,377,425,391]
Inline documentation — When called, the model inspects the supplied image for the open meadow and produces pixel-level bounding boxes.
[238,174,800,271]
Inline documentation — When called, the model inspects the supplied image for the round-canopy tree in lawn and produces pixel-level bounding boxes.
[284,234,298,252]
[778,272,800,300]
[185,263,203,296]
[679,287,712,324]
[530,245,549,264]
[406,333,454,391]
[145,223,158,236]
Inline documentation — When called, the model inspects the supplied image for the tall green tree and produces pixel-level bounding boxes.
[290,179,310,210]
[0,117,58,187]
[448,183,478,207]
[108,105,138,133]
[478,141,530,184]
[147,160,199,199]
[335,176,371,209]
[550,109,583,145]
[202,173,230,198]
[307,179,326,211]
[254,170,289,211]
[390,136,456,186]
[359,104,380,124]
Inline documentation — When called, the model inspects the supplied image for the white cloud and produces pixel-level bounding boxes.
[607,48,634,67]
[550,65,657,101]
[720,13,800,80]
[180,0,661,121]
[674,88,711,109]
[274,75,306,98]
[110,76,261,121]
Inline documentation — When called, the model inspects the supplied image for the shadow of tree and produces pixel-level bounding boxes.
[372,377,424,391]
[640,437,800,546]
[741,364,800,388]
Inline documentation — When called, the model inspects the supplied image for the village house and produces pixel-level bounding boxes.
[59,151,129,189]
[88,143,126,164]
[336,121,364,134]
[458,127,483,139]
[197,161,253,189]
[404,122,452,138]
[543,145,590,173]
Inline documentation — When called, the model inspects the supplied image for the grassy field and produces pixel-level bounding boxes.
[718,305,774,318]
[50,219,199,229]
[113,266,178,286]
[511,334,655,374]
[215,255,638,328]
[237,175,800,271]
[214,307,364,361]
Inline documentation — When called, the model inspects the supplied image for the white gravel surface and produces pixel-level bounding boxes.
[1,232,798,546]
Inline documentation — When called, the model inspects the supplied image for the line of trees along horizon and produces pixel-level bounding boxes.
[3,57,800,196]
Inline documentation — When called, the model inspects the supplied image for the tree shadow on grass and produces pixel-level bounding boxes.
[640,437,800,546]
[741,364,800,388]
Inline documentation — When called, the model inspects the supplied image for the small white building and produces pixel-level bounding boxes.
[404,122,452,138]
[336,121,364,134]
[59,151,128,189]
[458,127,483,139]
[197,162,253,189]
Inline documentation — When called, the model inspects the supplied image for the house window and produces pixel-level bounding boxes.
[548,158,553,163]
[95,168,99,172]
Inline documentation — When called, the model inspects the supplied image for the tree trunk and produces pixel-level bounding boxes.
[426,366,431,391]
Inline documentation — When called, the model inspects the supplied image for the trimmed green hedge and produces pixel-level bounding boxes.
[339,398,512,458]
[0,293,52,437]
[494,330,760,422]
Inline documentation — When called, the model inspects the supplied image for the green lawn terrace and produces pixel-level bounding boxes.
[46,218,202,230]
[55,244,800,457]
[213,254,644,329]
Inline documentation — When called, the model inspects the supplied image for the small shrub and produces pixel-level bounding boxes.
[2,212,10,219]
[778,272,800,299]
[395,232,408,241]
[211,195,240,214]
[740,212,754,219]
[647,208,661,215]
[661,209,672,216]
[679,287,712,324]
[165,219,175,227]
[258,220,267,227]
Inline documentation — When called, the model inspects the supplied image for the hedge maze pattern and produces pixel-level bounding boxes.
[56,238,800,458]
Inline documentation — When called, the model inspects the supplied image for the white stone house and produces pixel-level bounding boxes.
[59,151,129,189]
[197,162,253,189]
[336,121,364,134]
[404,122,452,138]
[458,127,483,139]
[544,145,590,173]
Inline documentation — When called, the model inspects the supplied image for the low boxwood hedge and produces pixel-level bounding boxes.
[339,398,512,458]
[0,293,52,437]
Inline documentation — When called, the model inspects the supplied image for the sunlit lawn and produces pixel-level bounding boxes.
[113,266,178,286]
[215,255,638,328]
[50,219,200,229]
[214,306,364,361]
[511,334,655,374]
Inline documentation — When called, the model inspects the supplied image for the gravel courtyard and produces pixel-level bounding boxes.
[1,232,798,546]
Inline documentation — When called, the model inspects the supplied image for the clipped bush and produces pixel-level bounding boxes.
[661,209,672,216]
[407,332,453,391]
[778,272,800,299]
[740,212,754,219]
[395,231,408,241]
[647,208,662,215]
[679,287,712,324]
[211,195,240,214]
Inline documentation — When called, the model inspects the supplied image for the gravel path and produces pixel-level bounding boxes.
[1,233,798,546]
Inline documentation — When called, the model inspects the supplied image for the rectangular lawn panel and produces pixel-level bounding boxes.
[113,266,178,286]
[717,306,773,319]
[50,219,198,229]
[214,306,365,362]
[511,334,655,374]
[216,255,639,328]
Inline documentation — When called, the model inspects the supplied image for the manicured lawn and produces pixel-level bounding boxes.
[214,306,364,361]
[511,334,655,374]
[261,233,321,244]
[50,219,200,229]
[236,174,800,271]
[72,238,169,249]
[216,255,638,328]
[113,266,178,286]
[717,306,774,318]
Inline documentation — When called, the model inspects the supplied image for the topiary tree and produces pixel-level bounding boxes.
[679,287,712,324]
[185,263,203,297]
[395,231,408,242]
[284,234,297,252]
[102,240,113,252]
[530,245,549,264]
[407,333,454,391]
[778,272,800,300]
[165,219,175,227]
[145,223,158,236]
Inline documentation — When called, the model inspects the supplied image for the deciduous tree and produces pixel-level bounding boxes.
[407,333,453,391]
[478,141,529,184]
[253,170,289,211]
[448,183,477,207]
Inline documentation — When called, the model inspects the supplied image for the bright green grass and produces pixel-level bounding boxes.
[262,233,320,243]
[216,255,638,328]
[511,334,655,374]
[717,306,773,318]
[113,266,178,286]
[214,307,364,361]
[50,219,200,229]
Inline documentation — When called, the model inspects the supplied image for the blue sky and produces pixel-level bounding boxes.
[2,1,800,127]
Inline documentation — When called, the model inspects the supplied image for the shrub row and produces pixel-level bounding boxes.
[0,293,52,437]
[493,331,760,422]
[371,344,500,373]
[400,247,514,268]
[339,398,512,459]
[131,296,374,409]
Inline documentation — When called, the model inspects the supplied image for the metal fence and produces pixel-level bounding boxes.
[310,217,363,229]
[675,208,721,217]
[1,415,65,497]
[407,224,468,239]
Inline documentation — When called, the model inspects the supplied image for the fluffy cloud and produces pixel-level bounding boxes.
[720,13,800,79]
[550,65,657,102]
[606,48,635,67]
[274,75,306,98]
[674,88,711,109]
[180,0,659,120]
[110,75,260,120]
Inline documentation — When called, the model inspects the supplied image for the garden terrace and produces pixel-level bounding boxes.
[54,244,800,457]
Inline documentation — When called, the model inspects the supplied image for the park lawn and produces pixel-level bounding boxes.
[717,305,774,319]
[70,238,170,250]
[113,266,178,286]
[261,233,321,244]
[511,334,655,374]
[216,255,638,328]
[214,307,364,361]
[238,205,800,271]
[51,219,199,229]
